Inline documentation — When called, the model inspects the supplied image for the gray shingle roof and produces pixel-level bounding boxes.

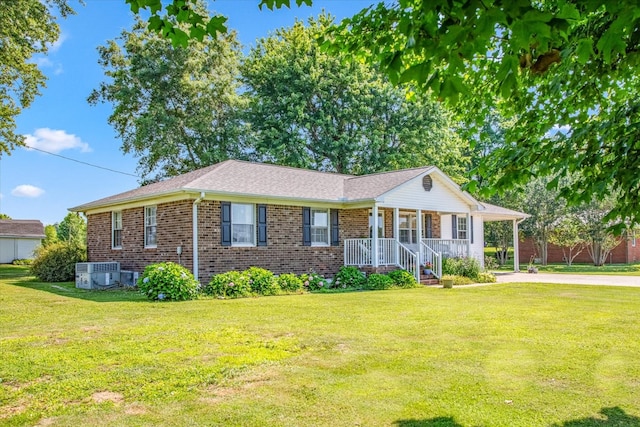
[69,160,528,220]
[0,220,45,238]
[71,160,436,211]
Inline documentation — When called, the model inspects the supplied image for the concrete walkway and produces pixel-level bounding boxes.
[494,272,640,287]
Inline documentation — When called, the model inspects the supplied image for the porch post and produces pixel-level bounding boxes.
[394,208,400,265]
[466,212,471,258]
[416,209,423,265]
[372,204,379,268]
[513,219,520,272]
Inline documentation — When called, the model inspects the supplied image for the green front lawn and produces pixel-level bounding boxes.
[1,266,640,426]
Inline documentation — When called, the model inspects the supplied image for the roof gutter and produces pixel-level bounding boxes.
[192,192,205,283]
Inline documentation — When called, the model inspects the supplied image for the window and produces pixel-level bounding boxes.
[232,203,255,245]
[369,210,384,238]
[456,216,468,240]
[633,230,637,247]
[424,213,433,239]
[399,213,417,244]
[112,211,122,249]
[144,206,157,247]
[311,208,329,245]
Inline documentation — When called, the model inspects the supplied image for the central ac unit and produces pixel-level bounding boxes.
[75,262,121,289]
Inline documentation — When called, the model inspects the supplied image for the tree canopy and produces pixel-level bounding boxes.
[0,0,74,156]
[128,0,640,227]
[89,8,247,182]
[242,15,468,178]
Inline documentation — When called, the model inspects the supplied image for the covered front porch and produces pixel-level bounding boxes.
[342,203,525,281]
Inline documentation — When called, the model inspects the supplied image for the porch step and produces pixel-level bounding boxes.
[420,274,440,286]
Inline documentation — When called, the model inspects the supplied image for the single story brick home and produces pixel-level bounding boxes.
[70,160,528,283]
[0,219,45,264]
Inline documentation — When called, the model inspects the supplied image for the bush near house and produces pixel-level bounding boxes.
[276,273,304,293]
[364,273,394,290]
[245,267,279,296]
[138,262,199,301]
[204,271,251,299]
[30,242,86,282]
[299,271,329,291]
[443,256,481,279]
[387,269,420,288]
[333,265,367,289]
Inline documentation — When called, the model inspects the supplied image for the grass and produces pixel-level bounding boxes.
[2,265,640,426]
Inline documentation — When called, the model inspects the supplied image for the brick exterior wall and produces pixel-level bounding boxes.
[86,201,194,273]
[87,200,372,283]
[86,201,447,283]
[519,236,639,264]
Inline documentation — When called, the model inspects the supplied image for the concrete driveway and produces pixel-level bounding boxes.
[495,272,640,287]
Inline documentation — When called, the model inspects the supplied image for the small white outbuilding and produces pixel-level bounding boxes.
[0,219,45,263]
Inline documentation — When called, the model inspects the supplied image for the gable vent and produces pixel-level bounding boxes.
[423,175,433,191]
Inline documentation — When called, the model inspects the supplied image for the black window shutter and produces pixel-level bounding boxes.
[302,207,311,246]
[330,209,339,246]
[221,202,231,246]
[425,214,433,238]
[470,216,474,244]
[257,204,267,246]
[452,214,458,239]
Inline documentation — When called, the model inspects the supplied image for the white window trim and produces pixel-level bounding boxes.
[399,212,417,244]
[368,209,385,238]
[231,203,256,247]
[633,230,636,247]
[144,206,157,248]
[310,208,330,246]
[457,216,468,240]
[112,211,122,250]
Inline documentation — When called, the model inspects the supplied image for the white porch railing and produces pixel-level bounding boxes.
[422,238,469,259]
[344,238,372,266]
[344,238,419,281]
[398,242,419,281]
[420,242,442,278]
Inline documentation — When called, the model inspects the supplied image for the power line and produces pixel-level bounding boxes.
[25,146,140,178]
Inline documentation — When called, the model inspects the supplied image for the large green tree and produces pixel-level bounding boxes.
[56,212,86,248]
[1,0,74,155]
[242,15,467,178]
[89,8,246,182]
[127,0,640,226]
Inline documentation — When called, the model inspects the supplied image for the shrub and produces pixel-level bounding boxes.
[12,259,33,266]
[388,269,419,288]
[476,271,497,283]
[299,271,328,291]
[442,257,481,280]
[277,273,304,293]
[333,266,366,289]
[137,262,199,301]
[245,267,279,296]
[31,242,86,282]
[484,256,499,271]
[364,273,394,290]
[204,271,251,299]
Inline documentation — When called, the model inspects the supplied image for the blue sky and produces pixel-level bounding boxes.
[0,0,373,225]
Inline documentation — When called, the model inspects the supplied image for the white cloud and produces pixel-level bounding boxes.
[50,33,67,52]
[11,185,45,198]
[34,57,54,68]
[24,128,91,154]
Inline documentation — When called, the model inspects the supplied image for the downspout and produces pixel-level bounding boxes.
[192,192,205,282]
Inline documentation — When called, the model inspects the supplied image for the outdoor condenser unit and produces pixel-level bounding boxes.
[75,262,121,289]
